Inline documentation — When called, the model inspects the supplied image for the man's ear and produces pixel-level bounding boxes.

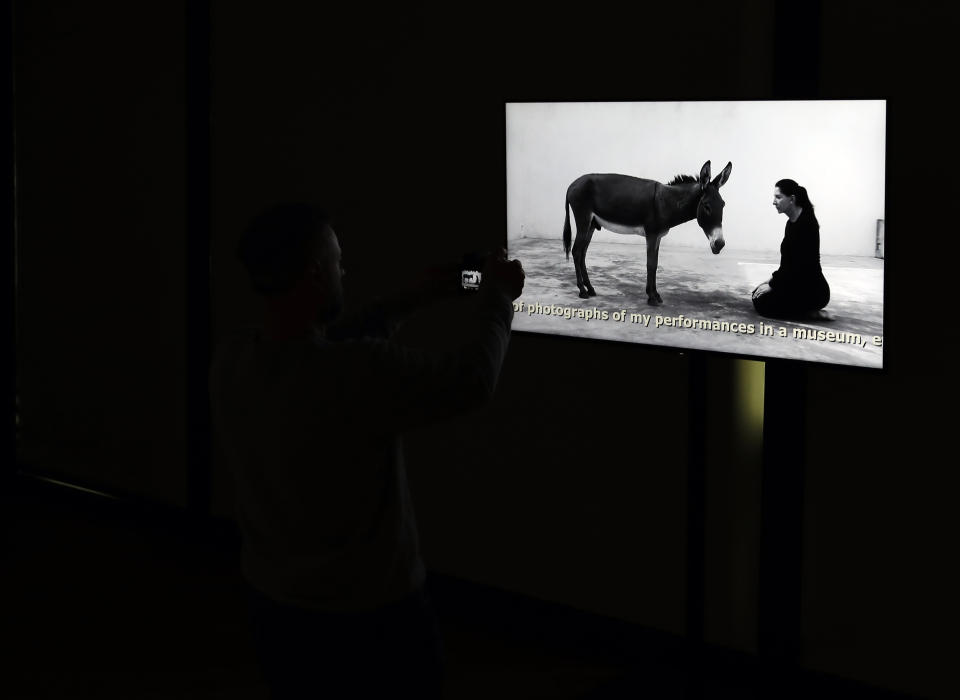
[300,260,324,290]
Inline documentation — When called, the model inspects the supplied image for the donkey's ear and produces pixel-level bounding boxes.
[699,161,711,188]
[712,161,732,188]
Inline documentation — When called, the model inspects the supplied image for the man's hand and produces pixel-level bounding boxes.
[481,249,525,300]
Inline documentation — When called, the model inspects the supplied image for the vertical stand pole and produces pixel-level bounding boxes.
[758,359,806,692]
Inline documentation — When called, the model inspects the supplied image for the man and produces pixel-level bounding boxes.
[209,203,524,698]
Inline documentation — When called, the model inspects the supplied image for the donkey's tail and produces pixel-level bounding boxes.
[563,198,572,260]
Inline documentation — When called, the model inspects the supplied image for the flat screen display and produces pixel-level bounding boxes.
[505,100,886,369]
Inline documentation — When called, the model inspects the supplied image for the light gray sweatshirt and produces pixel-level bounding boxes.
[209,288,513,612]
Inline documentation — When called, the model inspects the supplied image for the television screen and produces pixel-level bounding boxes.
[505,100,886,369]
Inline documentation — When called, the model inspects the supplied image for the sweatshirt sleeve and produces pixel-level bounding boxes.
[309,286,514,432]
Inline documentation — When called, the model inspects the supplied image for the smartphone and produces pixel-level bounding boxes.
[460,252,485,291]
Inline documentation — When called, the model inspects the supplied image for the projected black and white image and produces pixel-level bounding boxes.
[506,101,886,368]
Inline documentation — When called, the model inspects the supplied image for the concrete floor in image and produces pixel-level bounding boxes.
[508,237,885,368]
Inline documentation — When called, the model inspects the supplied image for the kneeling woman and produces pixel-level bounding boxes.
[752,178,830,319]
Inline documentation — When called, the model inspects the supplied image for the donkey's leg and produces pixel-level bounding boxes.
[572,212,596,298]
[581,225,598,297]
[646,232,665,305]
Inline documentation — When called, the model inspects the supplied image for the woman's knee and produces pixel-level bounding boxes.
[753,289,775,316]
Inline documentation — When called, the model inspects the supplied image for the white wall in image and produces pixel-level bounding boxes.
[506,101,886,257]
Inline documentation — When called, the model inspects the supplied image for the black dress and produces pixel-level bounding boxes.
[753,208,830,318]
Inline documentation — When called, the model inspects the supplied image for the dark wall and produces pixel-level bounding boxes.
[14,2,959,699]
[800,5,958,698]
[15,1,186,504]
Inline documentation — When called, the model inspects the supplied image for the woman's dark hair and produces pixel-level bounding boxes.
[775,179,818,225]
[237,203,330,296]
[775,178,814,209]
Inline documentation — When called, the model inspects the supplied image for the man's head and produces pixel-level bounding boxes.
[238,203,345,324]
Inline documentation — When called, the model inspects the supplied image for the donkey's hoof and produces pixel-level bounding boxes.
[579,290,591,299]
[647,294,663,306]
[587,288,597,297]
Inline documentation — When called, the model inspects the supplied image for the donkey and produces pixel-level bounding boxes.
[563,160,732,304]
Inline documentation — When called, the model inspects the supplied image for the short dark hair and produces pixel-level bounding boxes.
[237,203,330,296]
